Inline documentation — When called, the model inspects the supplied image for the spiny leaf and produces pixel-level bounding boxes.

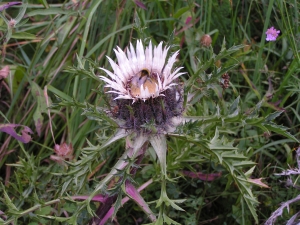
[247,100,263,119]
[112,192,123,219]
[229,96,240,115]
[265,110,283,122]
[263,123,299,142]
[215,43,245,61]
[163,213,181,225]
[2,184,19,213]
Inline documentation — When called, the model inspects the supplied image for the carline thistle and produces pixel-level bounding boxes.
[99,40,185,133]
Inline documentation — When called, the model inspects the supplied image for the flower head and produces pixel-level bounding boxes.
[200,34,212,47]
[50,143,74,165]
[100,40,184,132]
[265,27,280,41]
[54,143,73,159]
[100,40,184,102]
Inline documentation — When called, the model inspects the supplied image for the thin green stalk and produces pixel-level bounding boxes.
[73,0,103,98]
[206,0,212,33]
[244,0,253,42]
[282,0,300,63]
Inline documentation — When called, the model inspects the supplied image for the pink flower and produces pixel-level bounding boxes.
[265,27,280,41]
[50,143,74,165]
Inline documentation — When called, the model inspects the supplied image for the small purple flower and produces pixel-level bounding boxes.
[266,27,280,41]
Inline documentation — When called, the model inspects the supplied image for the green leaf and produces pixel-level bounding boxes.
[263,122,299,142]
[163,213,181,225]
[186,128,259,222]
[173,6,189,19]
[229,96,240,115]
[112,192,123,219]
[167,199,186,211]
[215,43,245,61]
[31,82,50,136]
[27,8,74,16]
[247,100,263,119]
[47,85,73,102]
[2,184,19,213]
[11,32,37,40]
[265,110,283,122]
[36,206,52,215]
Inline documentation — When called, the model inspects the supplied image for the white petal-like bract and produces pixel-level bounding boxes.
[100,40,184,101]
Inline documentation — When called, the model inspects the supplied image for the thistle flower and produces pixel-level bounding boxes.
[99,40,184,132]
[265,27,280,41]
[89,40,186,224]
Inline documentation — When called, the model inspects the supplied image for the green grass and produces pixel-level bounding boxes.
[1,0,300,224]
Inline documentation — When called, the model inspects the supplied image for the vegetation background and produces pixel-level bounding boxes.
[0,0,300,224]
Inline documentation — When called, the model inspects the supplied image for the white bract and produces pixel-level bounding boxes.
[99,40,184,101]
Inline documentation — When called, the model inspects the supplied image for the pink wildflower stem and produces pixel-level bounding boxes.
[99,179,154,225]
